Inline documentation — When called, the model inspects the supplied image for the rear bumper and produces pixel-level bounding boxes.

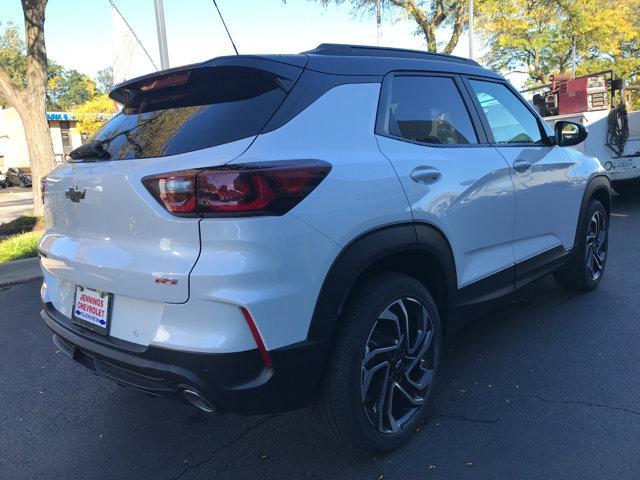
[41,302,329,415]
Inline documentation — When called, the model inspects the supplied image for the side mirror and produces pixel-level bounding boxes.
[554,120,588,147]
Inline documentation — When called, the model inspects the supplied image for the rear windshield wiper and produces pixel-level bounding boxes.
[69,141,112,161]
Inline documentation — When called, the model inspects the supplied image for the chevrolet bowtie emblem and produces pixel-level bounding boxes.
[65,187,86,203]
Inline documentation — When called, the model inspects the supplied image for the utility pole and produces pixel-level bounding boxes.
[571,35,577,79]
[468,0,474,60]
[376,0,382,46]
[154,0,170,70]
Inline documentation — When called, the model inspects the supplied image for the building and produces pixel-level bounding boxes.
[0,107,83,172]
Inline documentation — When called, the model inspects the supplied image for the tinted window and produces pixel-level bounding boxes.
[386,75,477,145]
[92,67,289,160]
[469,80,543,144]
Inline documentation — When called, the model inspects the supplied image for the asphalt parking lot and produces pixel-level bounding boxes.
[0,186,34,223]
[2,194,640,480]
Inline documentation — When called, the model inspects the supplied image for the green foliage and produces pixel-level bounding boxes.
[0,22,101,111]
[47,68,96,111]
[0,231,41,263]
[0,214,43,263]
[95,67,113,94]
[0,21,27,106]
[71,93,116,138]
[478,0,640,88]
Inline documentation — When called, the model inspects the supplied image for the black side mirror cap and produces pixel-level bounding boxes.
[554,120,588,147]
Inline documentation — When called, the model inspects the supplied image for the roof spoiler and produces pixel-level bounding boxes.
[109,56,308,110]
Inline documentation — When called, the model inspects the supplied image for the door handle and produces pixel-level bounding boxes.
[513,159,532,173]
[411,166,441,184]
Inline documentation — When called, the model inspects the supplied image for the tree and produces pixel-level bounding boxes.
[0,22,27,107]
[48,68,96,111]
[312,0,469,54]
[95,66,113,94]
[71,93,115,139]
[477,0,640,87]
[576,0,640,80]
[0,0,54,216]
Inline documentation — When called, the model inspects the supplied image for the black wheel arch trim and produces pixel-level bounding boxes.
[307,221,459,345]
[574,175,611,247]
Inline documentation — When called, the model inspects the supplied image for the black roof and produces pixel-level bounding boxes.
[300,43,500,79]
[303,43,479,66]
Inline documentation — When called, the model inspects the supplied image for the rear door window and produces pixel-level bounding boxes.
[92,65,297,160]
[382,75,478,145]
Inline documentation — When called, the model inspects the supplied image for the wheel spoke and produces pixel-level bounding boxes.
[361,361,389,402]
[395,381,425,407]
[593,250,604,270]
[385,381,401,433]
[403,329,434,390]
[362,343,400,366]
[394,299,411,352]
[377,304,403,344]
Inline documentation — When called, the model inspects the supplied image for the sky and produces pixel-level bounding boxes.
[2,0,526,87]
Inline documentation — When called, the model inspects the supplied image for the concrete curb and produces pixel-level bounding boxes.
[0,257,41,287]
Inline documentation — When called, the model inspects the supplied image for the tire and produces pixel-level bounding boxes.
[554,199,608,291]
[612,179,640,197]
[311,272,442,452]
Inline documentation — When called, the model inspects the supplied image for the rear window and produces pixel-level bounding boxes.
[93,66,291,160]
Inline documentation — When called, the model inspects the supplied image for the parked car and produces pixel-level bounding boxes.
[0,172,6,189]
[39,44,610,452]
[5,167,32,187]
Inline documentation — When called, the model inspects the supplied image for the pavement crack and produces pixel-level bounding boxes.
[170,414,277,480]
[511,393,640,417]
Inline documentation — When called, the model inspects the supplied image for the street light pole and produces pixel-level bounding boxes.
[468,0,474,60]
[154,0,170,70]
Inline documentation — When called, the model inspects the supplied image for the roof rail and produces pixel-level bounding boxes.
[302,43,479,66]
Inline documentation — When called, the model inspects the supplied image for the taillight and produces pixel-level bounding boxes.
[142,160,331,217]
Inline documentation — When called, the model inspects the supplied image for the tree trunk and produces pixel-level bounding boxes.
[0,0,54,217]
[15,94,55,216]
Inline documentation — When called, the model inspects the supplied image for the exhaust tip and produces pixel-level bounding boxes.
[182,389,216,414]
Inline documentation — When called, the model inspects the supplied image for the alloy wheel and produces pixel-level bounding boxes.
[360,297,435,434]
[585,210,607,281]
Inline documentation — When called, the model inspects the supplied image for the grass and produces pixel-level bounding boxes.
[0,215,44,263]
[0,230,41,263]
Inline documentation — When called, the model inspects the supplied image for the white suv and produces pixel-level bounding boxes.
[40,44,610,452]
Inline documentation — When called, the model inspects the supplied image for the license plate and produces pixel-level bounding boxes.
[72,286,112,335]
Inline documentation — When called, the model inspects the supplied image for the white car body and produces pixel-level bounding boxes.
[39,44,610,422]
